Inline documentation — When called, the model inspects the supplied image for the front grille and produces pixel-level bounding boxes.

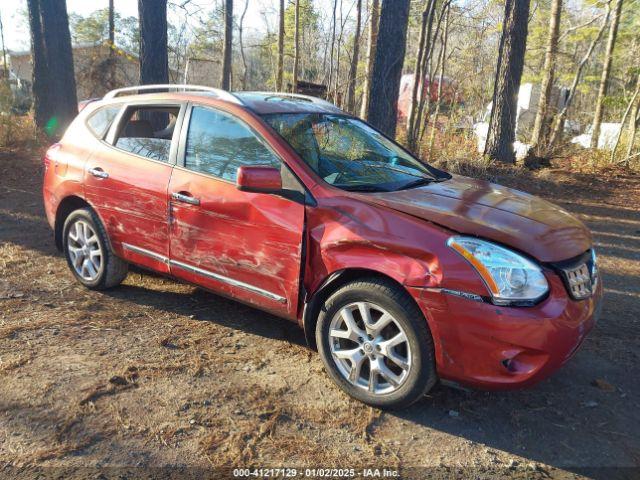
[553,250,598,301]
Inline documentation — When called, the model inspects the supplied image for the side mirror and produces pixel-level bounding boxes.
[236,166,282,193]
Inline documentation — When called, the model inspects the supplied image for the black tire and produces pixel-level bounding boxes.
[62,208,128,290]
[316,277,437,409]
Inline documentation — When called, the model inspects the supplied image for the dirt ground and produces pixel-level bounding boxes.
[0,148,639,480]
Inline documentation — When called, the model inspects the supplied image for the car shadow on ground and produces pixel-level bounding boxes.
[102,281,308,348]
[99,272,639,477]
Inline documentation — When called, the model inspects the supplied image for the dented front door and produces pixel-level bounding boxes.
[167,105,305,319]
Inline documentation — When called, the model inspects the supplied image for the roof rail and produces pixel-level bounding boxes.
[249,91,338,109]
[103,84,243,104]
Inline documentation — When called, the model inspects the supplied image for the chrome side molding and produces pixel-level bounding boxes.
[121,243,286,304]
[170,260,286,303]
[122,243,170,265]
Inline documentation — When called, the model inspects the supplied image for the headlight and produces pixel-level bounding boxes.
[447,236,549,305]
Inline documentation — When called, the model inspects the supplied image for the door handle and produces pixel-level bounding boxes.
[171,191,200,206]
[88,167,109,179]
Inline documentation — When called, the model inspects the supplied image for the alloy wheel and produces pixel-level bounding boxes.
[328,302,412,395]
[67,220,103,281]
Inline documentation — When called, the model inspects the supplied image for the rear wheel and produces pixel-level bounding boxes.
[62,208,128,289]
[316,278,437,408]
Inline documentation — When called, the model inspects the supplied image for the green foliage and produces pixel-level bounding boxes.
[69,8,139,54]
[189,4,225,58]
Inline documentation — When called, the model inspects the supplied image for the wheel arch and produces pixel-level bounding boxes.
[54,196,111,252]
[302,268,424,350]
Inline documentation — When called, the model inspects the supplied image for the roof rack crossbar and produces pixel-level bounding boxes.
[103,84,243,104]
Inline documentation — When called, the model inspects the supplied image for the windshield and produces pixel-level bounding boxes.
[262,113,446,192]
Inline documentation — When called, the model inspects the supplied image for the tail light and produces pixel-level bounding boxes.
[43,143,63,173]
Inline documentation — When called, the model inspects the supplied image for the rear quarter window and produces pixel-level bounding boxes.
[86,106,121,139]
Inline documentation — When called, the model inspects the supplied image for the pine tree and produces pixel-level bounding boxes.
[485,0,530,163]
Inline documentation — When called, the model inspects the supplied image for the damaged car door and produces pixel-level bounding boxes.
[168,104,305,318]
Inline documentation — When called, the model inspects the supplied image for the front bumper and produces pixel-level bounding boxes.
[409,274,603,390]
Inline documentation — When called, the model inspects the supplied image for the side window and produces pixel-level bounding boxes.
[87,106,121,139]
[184,107,281,182]
[113,106,180,163]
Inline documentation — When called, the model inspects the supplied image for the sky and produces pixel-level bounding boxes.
[0,0,282,52]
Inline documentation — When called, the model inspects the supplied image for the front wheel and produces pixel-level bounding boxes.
[62,208,128,290]
[316,278,437,409]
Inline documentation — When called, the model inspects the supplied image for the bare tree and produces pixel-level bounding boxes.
[548,5,610,148]
[427,2,451,159]
[484,0,530,164]
[138,0,169,86]
[416,1,450,142]
[590,0,623,148]
[238,0,249,90]
[627,85,640,162]
[221,0,233,90]
[345,0,362,113]
[333,0,346,106]
[360,0,379,119]
[276,0,285,91]
[366,0,411,137]
[406,0,437,151]
[531,0,562,149]
[0,10,8,85]
[292,0,300,92]
[27,0,78,135]
[611,71,640,163]
[327,0,338,98]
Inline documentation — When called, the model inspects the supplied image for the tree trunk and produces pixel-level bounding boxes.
[276,0,285,91]
[627,90,640,161]
[360,0,379,119]
[530,0,562,149]
[548,5,610,148]
[292,0,300,93]
[28,0,78,136]
[333,0,344,105]
[0,11,9,86]
[611,71,640,163]
[366,0,411,137]
[27,0,49,128]
[108,0,116,88]
[427,3,450,159]
[345,0,362,113]
[108,0,115,46]
[416,1,448,143]
[138,0,169,86]
[407,0,436,151]
[590,0,623,149]
[239,0,249,90]
[484,0,530,164]
[327,0,338,97]
[221,0,233,90]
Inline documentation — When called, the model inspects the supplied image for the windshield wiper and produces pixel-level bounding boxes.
[396,178,435,190]
[339,184,391,192]
[362,162,437,181]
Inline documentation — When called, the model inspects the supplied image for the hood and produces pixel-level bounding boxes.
[364,175,592,263]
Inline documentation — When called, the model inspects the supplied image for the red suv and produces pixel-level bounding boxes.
[43,85,602,408]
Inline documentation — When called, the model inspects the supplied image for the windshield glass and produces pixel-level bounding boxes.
[262,113,443,192]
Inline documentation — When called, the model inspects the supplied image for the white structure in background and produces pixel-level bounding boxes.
[570,123,622,150]
[473,83,570,159]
